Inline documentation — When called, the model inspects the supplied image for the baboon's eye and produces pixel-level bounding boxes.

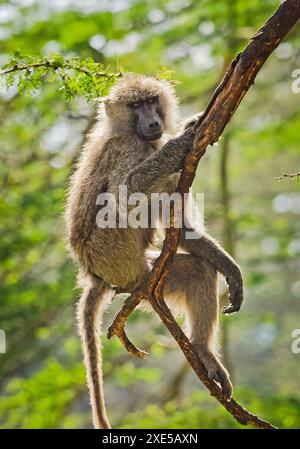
[131,102,140,108]
[147,96,158,104]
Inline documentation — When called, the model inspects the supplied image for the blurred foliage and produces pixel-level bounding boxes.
[0,0,300,429]
[121,389,300,429]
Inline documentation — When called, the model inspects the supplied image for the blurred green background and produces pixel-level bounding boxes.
[0,0,300,429]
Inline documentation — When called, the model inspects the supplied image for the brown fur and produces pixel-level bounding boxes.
[65,74,243,428]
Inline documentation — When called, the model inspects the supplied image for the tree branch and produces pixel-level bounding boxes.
[275,170,300,180]
[1,56,121,101]
[108,0,300,429]
[0,60,117,79]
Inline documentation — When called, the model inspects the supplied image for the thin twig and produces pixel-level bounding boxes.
[275,170,300,180]
[108,0,300,430]
[0,60,119,78]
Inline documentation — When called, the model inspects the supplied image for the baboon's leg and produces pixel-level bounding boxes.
[145,251,232,397]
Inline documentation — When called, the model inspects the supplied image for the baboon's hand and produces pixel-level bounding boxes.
[172,126,196,152]
[222,268,243,314]
[183,112,204,130]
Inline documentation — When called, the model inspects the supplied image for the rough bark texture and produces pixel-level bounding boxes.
[108,0,300,429]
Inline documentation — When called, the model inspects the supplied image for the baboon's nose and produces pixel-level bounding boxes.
[149,120,160,130]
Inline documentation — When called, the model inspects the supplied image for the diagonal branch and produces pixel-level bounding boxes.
[108,0,300,429]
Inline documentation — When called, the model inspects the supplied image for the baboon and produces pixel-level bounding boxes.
[65,74,243,429]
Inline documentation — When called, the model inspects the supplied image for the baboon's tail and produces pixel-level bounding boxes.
[77,277,115,429]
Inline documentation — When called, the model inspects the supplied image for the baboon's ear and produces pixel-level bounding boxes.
[103,97,109,107]
[103,98,113,116]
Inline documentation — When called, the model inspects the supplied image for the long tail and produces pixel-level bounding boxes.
[77,277,115,429]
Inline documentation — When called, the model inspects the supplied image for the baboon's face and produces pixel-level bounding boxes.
[128,95,164,142]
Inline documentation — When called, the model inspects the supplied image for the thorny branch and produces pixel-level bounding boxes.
[108,0,300,429]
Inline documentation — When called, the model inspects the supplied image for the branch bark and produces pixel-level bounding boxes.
[108,0,300,429]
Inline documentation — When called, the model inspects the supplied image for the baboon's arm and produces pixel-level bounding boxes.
[180,224,243,314]
[125,128,195,194]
